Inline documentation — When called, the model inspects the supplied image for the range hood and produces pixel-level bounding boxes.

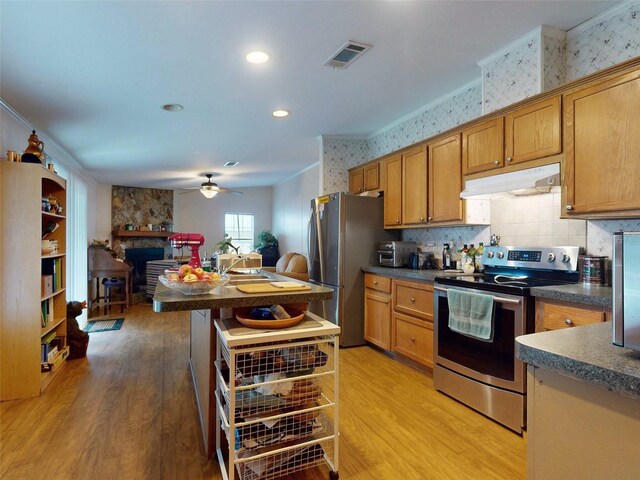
[460,163,560,199]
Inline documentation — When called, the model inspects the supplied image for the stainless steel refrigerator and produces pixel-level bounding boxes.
[307,192,399,346]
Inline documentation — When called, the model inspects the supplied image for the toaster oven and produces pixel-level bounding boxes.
[377,241,416,267]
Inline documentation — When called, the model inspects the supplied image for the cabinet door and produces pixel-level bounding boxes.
[428,133,463,223]
[364,162,380,191]
[564,71,640,215]
[348,167,364,194]
[393,280,433,321]
[402,145,428,225]
[392,312,434,368]
[384,154,403,227]
[505,96,561,165]
[462,117,504,175]
[364,292,392,350]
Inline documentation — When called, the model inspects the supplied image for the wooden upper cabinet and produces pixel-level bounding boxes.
[364,162,380,191]
[348,162,380,194]
[428,133,463,223]
[462,117,504,175]
[402,145,428,225]
[505,96,561,165]
[348,168,364,194]
[384,153,403,227]
[564,70,640,216]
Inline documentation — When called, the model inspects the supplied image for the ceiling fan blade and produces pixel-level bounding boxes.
[178,190,198,195]
[218,187,243,195]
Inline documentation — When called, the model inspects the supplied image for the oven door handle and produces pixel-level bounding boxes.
[434,286,522,305]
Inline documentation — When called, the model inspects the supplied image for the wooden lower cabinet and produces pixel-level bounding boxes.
[363,273,434,368]
[392,312,434,368]
[364,292,392,350]
[364,273,392,349]
[535,298,608,332]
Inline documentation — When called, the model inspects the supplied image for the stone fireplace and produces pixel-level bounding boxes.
[111,186,174,301]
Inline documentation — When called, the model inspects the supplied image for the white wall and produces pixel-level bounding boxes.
[94,184,112,242]
[272,164,320,257]
[173,186,273,259]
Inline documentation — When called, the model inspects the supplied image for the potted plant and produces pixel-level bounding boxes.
[216,234,239,254]
[254,230,279,267]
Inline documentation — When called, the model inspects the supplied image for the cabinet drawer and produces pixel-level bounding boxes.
[392,312,433,367]
[540,301,606,330]
[393,280,433,321]
[365,273,392,294]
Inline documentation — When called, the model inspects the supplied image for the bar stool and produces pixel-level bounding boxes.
[102,277,126,314]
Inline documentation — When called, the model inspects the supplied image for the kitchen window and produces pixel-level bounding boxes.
[224,213,254,253]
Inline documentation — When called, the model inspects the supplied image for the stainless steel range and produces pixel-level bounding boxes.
[433,245,580,433]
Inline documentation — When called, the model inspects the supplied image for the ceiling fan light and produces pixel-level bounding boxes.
[200,188,218,199]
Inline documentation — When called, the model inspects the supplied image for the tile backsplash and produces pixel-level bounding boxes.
[490,188,586,249]
[402,188,640,262]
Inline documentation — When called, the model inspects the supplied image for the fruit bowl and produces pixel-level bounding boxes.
[158,273,230,295]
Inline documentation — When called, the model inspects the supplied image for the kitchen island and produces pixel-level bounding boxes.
[153,272,334,459]
[516,323,640,479]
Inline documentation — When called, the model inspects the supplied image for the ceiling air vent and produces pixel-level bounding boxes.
[324,40,372,69]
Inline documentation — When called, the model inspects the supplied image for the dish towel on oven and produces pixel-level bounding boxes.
[447,289,495,341]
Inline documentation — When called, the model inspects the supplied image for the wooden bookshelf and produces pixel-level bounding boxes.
[0,162,68,401]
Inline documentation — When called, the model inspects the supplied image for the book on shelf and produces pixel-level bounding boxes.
[41,346,69,372]
[47,346,59,363]
[42,330,57,344]
[41,299,53,327]
[42,258,62,292]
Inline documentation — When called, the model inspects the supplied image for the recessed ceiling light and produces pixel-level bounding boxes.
[246,51,269,64]
[224,161,240,167]
[162,104,184,112]
[272,110,290,118]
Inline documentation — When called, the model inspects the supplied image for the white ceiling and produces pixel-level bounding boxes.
[0,1,619,191]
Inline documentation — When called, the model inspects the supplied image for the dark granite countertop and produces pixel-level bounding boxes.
[362,265,442,283]
[152,271,333,312]
[516,322,640,399]
[530,284,612,308]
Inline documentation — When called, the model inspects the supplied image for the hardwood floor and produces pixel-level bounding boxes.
[0,305,525,479]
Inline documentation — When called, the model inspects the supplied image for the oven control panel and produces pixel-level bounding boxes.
[484,246,580,272]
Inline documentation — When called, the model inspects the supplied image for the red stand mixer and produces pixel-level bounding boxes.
[169,233,205,269]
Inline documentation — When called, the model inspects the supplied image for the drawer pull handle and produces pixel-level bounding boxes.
[506,157,513,162]
[411,337,416,343]
[410,297,416,303]
[383,300,389,304]
[373,281,378,285]
[493,160,499,165]
[565,318,573,326]
[566,205,573,211]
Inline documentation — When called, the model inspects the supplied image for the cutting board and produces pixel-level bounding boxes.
[235,282,312,294]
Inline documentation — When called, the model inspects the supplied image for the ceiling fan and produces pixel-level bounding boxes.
[180,174,243,198]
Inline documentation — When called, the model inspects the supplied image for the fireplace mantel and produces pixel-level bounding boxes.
[112,230,172,238]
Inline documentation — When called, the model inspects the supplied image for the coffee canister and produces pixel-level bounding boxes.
[579,255,607,284]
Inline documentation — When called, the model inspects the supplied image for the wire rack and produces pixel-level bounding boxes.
[215,318,339,480]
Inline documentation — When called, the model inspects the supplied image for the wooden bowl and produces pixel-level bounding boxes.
[235,308,305,329]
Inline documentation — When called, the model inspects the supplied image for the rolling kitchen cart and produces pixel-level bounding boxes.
[214,312,340,480]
